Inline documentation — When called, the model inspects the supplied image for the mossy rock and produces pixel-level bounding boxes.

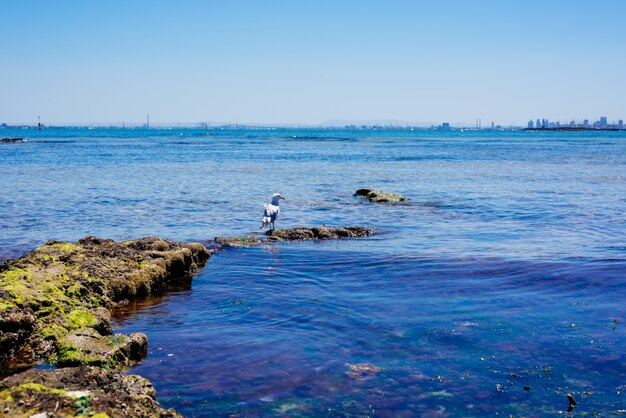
[355,188,407,203]
[213,235,262,248]
[0,236,210,372]
[0,366,181,417]
[53,328,147,368]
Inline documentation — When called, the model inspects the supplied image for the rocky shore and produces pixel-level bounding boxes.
[1,236,210,416]
[1,227,376,416]
[0,366,181,417]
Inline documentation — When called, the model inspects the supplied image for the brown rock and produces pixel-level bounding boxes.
[355,188,407,203]
[214,226,379,248]
[0,366,181,417]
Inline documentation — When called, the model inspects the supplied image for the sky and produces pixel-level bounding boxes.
[1,0,626,126]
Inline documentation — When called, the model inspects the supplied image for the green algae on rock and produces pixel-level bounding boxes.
[52,328,148,368]
[0,236,210,373]
[212,234,262,248]
[354,188,407,203]
[0,366,181,417]
[214,226,379,248]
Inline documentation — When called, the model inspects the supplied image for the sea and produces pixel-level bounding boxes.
[1,127,625,416]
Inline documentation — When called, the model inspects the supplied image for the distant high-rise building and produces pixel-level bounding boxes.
[619,119,624,129]
[536,119,541,129]
[528,120,534,129]
[583,119,590,128]
[599,116,607,128]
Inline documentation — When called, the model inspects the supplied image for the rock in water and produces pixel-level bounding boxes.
[266,226,377,241]
[355,188,407,203]
[214,226,379,248]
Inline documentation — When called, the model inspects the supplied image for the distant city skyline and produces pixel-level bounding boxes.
[2,1,625,125]
[527,116,624,130]
[4,113,625,131]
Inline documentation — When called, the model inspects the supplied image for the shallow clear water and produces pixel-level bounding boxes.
[1,127,626,416]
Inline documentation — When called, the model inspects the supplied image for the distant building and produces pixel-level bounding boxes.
[583,119,590,128]
[599,116,608,128]
[619,120,624,129]
[528,120,534,129]
[536,119,541,129]
[441,122,450,130]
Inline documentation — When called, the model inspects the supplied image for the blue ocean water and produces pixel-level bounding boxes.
[1,127,625,416]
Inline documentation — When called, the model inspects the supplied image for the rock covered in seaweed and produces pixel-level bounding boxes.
[53,328,148,368]
[0,366,181,417]
[355,188,407,203]
[0,236,210,372]
[214,226,378,248]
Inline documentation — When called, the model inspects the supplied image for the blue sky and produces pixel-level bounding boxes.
[2,1,625,125]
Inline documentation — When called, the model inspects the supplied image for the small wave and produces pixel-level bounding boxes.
[594,175,626,183]
[28,140,77,144]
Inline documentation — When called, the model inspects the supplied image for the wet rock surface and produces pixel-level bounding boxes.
[214,226,379,248]
[0,365,181,417]
[1,137,25,143]
[355,188,407,203]
[0,236,210,372]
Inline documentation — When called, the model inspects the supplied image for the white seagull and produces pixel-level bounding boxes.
[260,193,286,230]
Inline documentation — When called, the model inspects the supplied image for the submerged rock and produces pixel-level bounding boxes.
[0,366,181,417]
[346,363,383,379]
[1,138,25,143]
[214,226,378,248]
[355,188,407,203]
[0,236,210,372]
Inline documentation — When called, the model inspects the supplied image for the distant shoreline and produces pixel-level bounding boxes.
[2,125,626,132]
[524,127,625,132]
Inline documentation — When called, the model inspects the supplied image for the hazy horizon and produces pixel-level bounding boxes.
[2,1,625,126]
[3,117,622,129]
